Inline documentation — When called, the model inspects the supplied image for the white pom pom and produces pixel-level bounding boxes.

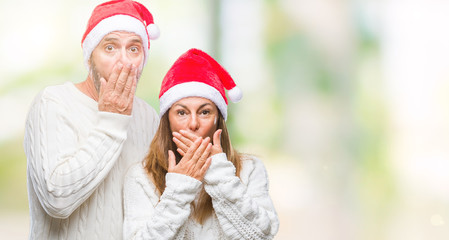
[147,24,160,40]
[228,86,243,103]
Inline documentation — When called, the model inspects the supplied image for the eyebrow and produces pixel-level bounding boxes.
[129,38,143,44]
[173,103,212,109]
[101,37,143,44]
[101,38,119,45]
[198,103,212,109]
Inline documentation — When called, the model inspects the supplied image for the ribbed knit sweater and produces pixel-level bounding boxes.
[123,153,279,239]
[24,82,159,240]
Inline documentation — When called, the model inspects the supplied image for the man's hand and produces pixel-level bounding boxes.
[98,63,137,115]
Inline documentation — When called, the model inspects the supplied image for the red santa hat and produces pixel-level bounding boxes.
[159,48,243,120]
[81,0,159,70]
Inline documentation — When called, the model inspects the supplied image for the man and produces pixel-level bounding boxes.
[23,1,160,239]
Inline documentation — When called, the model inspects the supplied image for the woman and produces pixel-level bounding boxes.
[123,48,279,239]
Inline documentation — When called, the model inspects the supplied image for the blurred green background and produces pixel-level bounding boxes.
[2,0,449,239]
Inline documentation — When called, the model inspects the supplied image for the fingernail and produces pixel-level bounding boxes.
[126,63,132,68]
[117,63,123,69]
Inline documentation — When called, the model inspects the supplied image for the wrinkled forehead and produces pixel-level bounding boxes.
[100,31,143,44]
[172,97,217,108]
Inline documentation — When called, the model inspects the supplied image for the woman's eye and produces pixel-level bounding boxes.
[201,110,210,115]
[130,47,139,53]
[177,110,186,116]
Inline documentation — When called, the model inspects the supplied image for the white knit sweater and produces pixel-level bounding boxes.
[123,153,279,240]
[24,82,159,240]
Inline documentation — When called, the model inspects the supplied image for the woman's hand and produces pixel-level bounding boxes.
[167,137,212,181]
[173,129,223,157]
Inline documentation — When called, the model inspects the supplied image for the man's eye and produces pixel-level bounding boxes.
[130,47,139,53]
[106,45,114,51]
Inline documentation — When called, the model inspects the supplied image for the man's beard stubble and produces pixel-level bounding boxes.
[89,60,102,93]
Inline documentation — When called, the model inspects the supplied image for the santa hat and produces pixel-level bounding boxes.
[159,48,243,120]
[81,0,160,70]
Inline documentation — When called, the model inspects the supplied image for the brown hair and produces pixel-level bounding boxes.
[143,111,242,224]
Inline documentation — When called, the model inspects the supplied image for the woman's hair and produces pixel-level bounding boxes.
[143,110,242,224]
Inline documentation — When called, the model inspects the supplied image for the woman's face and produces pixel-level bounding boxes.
[168,97,219,139]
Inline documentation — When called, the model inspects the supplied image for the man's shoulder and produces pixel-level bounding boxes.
[29,82,74,108]
[38,82,74,100]
[133,97,159,118]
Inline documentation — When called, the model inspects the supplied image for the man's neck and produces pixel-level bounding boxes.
[75,77,99,102]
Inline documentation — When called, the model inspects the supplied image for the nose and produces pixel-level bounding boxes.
[188,114,199,132]
[118,48,131,65]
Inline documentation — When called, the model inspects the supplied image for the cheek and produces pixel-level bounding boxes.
[200,119,217,138]
[134,55,145,68]
[168,118,184,133]
[92,54,117,78]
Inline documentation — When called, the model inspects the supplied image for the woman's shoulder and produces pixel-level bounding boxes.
[239,154,270,183]
[124,162,160,199]
[126,162,147,178]
[241,154,266,169]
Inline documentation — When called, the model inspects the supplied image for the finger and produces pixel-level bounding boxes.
[213,129,222,147]
[122,65,137,98]
[191,137,210,163]
[173,136,189,154]
[167,150,176,172]
[179,130,199,143]
[183,137,202,161]
[98,77,107,98]
[176,148,186,157]
[128,69,138,99]
[196,143,212,168]
[198,157,212,180]
[106,62,123,92]
[125,76,137,112]
[115,63,132,93]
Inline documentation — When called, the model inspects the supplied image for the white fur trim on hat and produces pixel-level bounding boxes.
[227,86,243,103]
[82,14,149,70]
[159,82,228,120]
[147,24,160,40]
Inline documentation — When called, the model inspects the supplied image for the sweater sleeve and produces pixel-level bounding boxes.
[203,153,279,240]
[123,165,202,240]
[24,90,131,218]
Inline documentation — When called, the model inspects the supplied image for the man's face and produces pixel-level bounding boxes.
[89,31,145,92]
